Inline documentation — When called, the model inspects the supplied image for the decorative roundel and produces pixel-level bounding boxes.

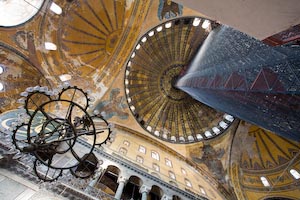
[0,0,44,27]
[124,17,235,143]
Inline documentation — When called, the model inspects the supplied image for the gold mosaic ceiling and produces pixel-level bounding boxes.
[124,17,235,143]
[0,1,234,144]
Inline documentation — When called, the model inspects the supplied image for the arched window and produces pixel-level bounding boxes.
[0,82,4,91]
[97,165,120,196]
[151,151,160,161]
[123,176,143,200]
[181,168,187,175]
[0,65,4,74]
[185,179,192,188]
[138,145,146,154]
[153,163,160,172]
[165,158,172,167]
[290,169,300,179]
[199,186,206,195]
[119,147,127,155]
[123,140,130,147]
[260,176,270,187]
[50,2,62,15]
[44,42,57,51]
[169,171,176,180]
[136,155,144,164]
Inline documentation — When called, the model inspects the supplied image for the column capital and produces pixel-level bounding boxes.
[117,175,128,184]
[161,194,172,200]
[139,185,151,194]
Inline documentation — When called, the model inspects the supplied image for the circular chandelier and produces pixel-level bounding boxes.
[10,84,112,181]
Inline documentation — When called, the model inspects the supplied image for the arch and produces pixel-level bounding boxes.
[289,169,300,179]
[169,171,176,180]
[119,147,127,155]
[173,195,182,200]
[153,163,160,172]
[149,185,163,200]
[123,140,130,147]
[184,178,192,188]
[136,155,144,164]
[260,176,270,187]
[121,175,143,200]
[96,165,121,196]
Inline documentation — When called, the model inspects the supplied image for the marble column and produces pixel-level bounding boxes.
[139,185,151,200]
[88,169,102,187]
[114,176,128,200]
[84,168,103,193]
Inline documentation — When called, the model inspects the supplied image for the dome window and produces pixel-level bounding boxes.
[50,2,62,15]
[0,82,4,91]
[290,169,300,179]
[0,65,4,74]
[260,176,270,187]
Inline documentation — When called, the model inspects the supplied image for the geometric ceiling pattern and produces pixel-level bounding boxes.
[230,123,300,200]
[240,126,300,171]
[125,17,235,143]
[58,0,126,76]
[38,0,146,84]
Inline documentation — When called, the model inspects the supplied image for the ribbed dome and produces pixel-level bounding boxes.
[240,126,300,170]
[124,17,235,143]
[45,0,131,77]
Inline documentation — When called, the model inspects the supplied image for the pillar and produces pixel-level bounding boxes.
[114,176,128,200]
[88,168,102,187]
[84,168,103,193]
[139,185,151,200]
[176,25,300,141]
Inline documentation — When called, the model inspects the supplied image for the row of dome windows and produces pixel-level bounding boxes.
[260,169,300,187]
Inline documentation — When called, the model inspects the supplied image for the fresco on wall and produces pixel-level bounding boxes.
[191,144,227,183]
[158,0,183,20]
[13,31,30,50]
[94,88,129,120]
[0,46,50,113]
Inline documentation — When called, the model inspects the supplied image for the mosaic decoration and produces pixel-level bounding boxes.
[57,0,128,75]
[158,0,183,21]
[230,124,300,199]
[94,88,129,120]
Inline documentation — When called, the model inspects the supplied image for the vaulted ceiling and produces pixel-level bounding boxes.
[0,1,299,200]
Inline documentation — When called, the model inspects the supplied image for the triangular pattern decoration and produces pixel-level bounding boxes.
[250,68,285,92]
[224,72,247,90]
